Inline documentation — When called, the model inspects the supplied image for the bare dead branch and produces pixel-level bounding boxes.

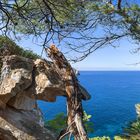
[46,45,88,140]
[117,0,122,10]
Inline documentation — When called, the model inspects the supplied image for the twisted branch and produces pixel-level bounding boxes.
[45,45,88,140]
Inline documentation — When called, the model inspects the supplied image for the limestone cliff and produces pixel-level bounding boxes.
[0,55,90,140]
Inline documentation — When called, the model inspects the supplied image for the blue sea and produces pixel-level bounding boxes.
[38,71,140,138]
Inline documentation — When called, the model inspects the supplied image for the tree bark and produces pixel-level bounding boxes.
[117,0,122,10]
[46,45,88,140]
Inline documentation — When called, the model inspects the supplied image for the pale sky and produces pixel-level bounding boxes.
[18,37,140,71]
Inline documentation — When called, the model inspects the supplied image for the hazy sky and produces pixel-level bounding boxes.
[18,38,140,71]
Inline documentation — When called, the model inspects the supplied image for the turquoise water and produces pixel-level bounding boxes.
[38,71,140,138]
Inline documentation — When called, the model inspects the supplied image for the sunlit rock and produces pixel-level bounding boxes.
[135,104,140,117]
[0,106,56,140]
[0,55,90,140]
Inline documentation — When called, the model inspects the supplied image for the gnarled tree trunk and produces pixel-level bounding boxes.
[46,45,89,140]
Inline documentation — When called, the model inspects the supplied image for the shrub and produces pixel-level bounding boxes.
[45,111,94,136]
[89,136,111,140]
[0,35,40,59]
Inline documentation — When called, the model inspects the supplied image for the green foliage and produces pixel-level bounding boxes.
[0,36,40,75]
[83,111,92,121]
[124,118,140,135]
[89,136,111,140]
[83,111,94,133]
[45,113,67,135]
[1,0,86,36]
[45,111,94,135]
[1,0,140,61]
[44,113,140,140]
[0,35,40,59]
[114,136,127,140]
[114,118,140,140]
[85,1,140,44]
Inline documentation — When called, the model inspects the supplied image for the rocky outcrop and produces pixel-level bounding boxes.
[135,104,140,118]
[0,106,56,140]
[0,55,90,140]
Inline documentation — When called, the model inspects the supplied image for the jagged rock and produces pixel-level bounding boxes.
[0,55,90,140]
[34,59,90,101]
[0,127,17,140]
[34,59,66,102]
[7,92,36,111]
[0,55,90,110]
[0,105,56,140]
[0,55,34,109]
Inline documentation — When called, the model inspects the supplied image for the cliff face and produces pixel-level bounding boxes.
[0,55,90,140]
[0,106,55,140]
[0,55,67,109]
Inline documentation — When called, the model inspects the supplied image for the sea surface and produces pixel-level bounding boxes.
[38,71,140,138]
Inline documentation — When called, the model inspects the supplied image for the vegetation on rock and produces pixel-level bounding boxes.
[121,118,140,140]
[45,112,140,139]
[45,112,94,136]
[0,35,40,75]
[0,36,40,59]
[0,1,140,61]
[89,137,110,140]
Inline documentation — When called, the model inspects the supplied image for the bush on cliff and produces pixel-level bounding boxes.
[45,112,94,136]
[0,35,40,59]
[0,36,40,75]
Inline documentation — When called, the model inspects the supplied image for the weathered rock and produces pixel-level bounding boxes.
[0,55,90,110]
[34,59,66,102]
[0,127,17,140]
[0,56,34,109]
[0,105,56,140]
[0,55,90,140]
[7,92,36,111]
[34,59,90,101]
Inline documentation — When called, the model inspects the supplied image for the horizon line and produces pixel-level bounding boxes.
[78,69,140,71]
[74,68,140,71]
